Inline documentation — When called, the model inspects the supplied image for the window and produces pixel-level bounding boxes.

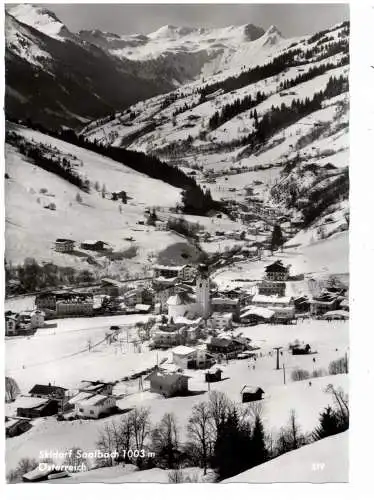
[79,408,84,413]
[90,410,94,415]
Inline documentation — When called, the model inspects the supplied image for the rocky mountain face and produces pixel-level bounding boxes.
[5,6,174,129]
[5,4,273,128]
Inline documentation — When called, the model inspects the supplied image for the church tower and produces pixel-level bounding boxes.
[196,264,210,319]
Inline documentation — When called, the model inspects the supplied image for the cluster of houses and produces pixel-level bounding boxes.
[11,380,118,422]
[5,309,45,336]
[54,238,111,253]
[5,258,348,336]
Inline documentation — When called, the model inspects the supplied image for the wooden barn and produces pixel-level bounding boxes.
[292,343,311,355]
[205,368,223,383]
[241,385,265,403]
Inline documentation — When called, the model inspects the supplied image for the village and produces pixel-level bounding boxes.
[5,254,349,480]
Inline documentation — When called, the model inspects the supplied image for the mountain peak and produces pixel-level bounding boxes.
[6,3,70,40]
[265,25,283,37]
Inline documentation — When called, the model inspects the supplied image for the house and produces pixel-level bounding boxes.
[29,384,67,412]
[258,281,286,297]
[145,371,189,397]
[29,383,66,400]
[5,417,32,438]
[5,314,19,336]
[310,292,340,316]
[16,396,59,418]
[172,345,197,369]
[292,343,311,355]
[75,394,117,419]
[240,306,274,325]
[209,312,233,330]
[207,337,244,358]
[205,368,223,383]
[241,386,265,403]
[153,264,196,281]
[56,293,94,317]
[80,240,108,251]
[55,238,75,253]
[265,261,290,281]
[211,297,240,320]
[18,310,45,329]
[251,295,295,323]
[151,328,186,349]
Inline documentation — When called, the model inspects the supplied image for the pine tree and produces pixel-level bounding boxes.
[312,406,341,441]
[251,415,268,466]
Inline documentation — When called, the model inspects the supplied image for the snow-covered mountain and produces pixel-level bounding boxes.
[79,22,268,83]
[4,5,174,128]
[5,6,349,269]
[80,20,349,248]
[5,4,296,127]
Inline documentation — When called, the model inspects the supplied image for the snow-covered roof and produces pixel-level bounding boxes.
[16,396,49,409]
[252,294,293,305]
[167,293,195,306]
[68,391,93,405]
[135,304,151,312]
[241,385,264,394]
[77,394,112,407]
[172,345,196,356]
[240,306,274,319]
[323,310,349,318]
[154,264,187,271]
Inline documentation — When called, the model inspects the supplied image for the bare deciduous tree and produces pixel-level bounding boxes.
[187,402,212,474]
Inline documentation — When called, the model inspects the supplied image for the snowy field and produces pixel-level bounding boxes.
[5,313,161,393]
[6,318,348,474]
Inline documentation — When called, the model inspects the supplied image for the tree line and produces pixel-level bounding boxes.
[5,258,96,295]
[6,131,89,192]
[9,120,223,216]
[208,91,266,130]
[238,74,348,151]
[278,56,349,93]
[199,48,302,99]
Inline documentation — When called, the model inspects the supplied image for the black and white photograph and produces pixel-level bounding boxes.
[3,1,351,486]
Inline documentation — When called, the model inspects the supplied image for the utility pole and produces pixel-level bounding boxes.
[273,346,282,370]
[283,363,286,385]
[345,351,349,374]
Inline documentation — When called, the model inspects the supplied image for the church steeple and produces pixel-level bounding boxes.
[196,264,210,319]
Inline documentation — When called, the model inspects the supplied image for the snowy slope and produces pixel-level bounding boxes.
[5,124,183,270]
[5,317,348,474]
[223,431,348,483]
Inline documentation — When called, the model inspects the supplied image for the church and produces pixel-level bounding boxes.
[167,264,211,320]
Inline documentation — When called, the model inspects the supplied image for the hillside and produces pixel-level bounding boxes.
[81,20,349,257]
[223,431,348,482]
[5,123,186,275]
